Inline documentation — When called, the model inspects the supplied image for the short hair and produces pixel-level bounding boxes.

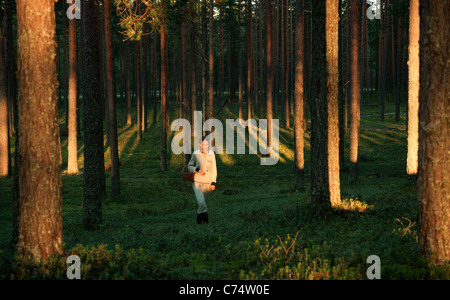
[200,136,208,144]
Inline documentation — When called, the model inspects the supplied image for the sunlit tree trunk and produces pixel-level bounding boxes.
[5,1,16,138]
[310,0,340,210]
[406,0,419,179]
[326,0,340,205]
[418,0,450,264]
[293,0,304,190]
[348,0,360,184]
[63,1,68,132]
[81,0,105,226]
[0,10,10,177]
[0,10,8,172]
[338,0,345,170]
[67,0,78,174]
[16,0,63,261]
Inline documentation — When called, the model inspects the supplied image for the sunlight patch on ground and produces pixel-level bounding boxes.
[333,198,374,213]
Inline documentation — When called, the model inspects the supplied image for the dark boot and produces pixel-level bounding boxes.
[202,212,209,224]
[197,214,202,224]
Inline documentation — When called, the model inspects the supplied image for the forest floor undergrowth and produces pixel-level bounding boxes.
[1,97,449,280]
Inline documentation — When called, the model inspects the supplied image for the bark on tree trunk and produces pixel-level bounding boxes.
[247,0,253,121]
[81,0,105,227]
[125,41,132,125]
[406,0,419,179]
[310,0,340,210]
[104,0,121,198]
[294,0,304,190]
[326,0,340,206]
[338,0,345,170]
[207,0,214,120]
[238,0,243,120]
[418,0,450,264]
[135,40,142,141]
[265,0,273,151]
[349,0,360,184]
[160,2,168,171]
[182,15,190,165]
[0,9,10,177]
[16,0,63,261]
[67,0,78,175]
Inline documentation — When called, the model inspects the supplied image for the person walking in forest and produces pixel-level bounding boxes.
[187,136,217,224]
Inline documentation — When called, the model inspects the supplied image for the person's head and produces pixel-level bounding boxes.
[200,136,209,153]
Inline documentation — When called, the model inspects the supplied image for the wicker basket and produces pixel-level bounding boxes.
[182,165,194,182]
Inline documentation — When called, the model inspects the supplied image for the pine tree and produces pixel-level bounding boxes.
[417,0,450,264]
[16,0,63,261]
[81,0,106,226]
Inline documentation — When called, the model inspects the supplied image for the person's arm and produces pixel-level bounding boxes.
[211,154,217,186]
[187,153,198,173]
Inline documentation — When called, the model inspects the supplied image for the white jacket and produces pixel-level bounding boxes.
[187,150,217,185]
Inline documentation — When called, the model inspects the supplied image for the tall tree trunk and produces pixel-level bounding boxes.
[0,10,10,177]
[135,40,142,141]
[104,0,121,198]
[406,0,419,179]
[160,1,168,171]
[338,0,345,170]
[418,0,450,264]
[125,41,132,125]
[153,33,158,124]
[326,0,341,206]
[310,0,329,211]
[67,0,78,174]
[63,0,68,132]
[81,0,105,226]
[381,0,389,120]
[377,4,383,119]
[207,0,214,120]
[141,25,148,134]
[191,16,198,131]
[349,0,360,184]
[265,0,273,151]
[293,0,304,190]
[5,2,16,138]
[238,0,243,120]
[303,10,310,132]
[309,0,340,208]
[246,0,253,120]
[202,0,207,126]
[16,0,63,261]
[394,17,401,123]
[259,0,264,119]
[282,0,289,128]
[182,14,190,164]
